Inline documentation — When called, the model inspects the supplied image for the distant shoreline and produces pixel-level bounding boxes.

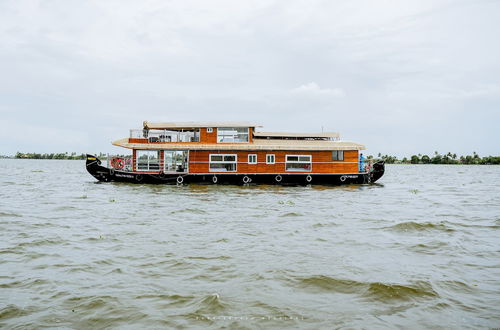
[373,152,500,165]
[0,153,117,160]
[2,152,499,165]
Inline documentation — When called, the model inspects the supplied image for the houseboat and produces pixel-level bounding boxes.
[86,121,385,185]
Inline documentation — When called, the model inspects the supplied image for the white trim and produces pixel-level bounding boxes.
[248,154,257,164]
[164,150,189,173]
[207,127,213,133]
[135,150,160,172]
[266,154,275,164]
[209,153,237,172]
[217,127,249,143]
[285,154,312,172]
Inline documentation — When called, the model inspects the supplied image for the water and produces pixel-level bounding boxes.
[1,160,499,329]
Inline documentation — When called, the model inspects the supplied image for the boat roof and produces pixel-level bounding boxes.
[143,121,261,130]
[254,131,340,139]
[112,138,365,151]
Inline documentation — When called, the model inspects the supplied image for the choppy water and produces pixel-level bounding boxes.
[1,159,499,329]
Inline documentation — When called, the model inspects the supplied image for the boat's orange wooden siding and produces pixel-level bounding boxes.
[199,128,217,143]
[130,138,148,143]
[188,150,359,174]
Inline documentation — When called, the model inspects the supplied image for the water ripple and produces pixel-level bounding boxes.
[0,160,499,329]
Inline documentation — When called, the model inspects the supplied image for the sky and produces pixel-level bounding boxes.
[1,0,499,157]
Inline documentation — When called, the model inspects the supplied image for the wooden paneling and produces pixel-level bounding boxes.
[188,150,359,174]
[200,128,217,144]
[129,138,148,143]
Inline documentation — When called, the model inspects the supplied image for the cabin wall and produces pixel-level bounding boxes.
[188,150,359,174]
[130,138,148,143]
[131,127,253,145]
[200,128,218,144]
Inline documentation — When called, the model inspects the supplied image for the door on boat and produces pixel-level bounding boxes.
[164,150,189,173]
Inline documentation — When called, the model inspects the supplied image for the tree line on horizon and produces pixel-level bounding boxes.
[12,152,87,160]
[2,151,499,165]
[371,151,500,165]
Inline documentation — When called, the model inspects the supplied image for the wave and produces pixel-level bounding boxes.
[387,221,455,232]
[0,212,21,217]
[135,294,195,307]
[312,222,337,228]
[293,275,438,301]
[366,281,438,301]
[170,208,207,215]
[193,293,228,314]
[186,255,231,260]
[408,241,448,254]
[280,212,302,217]
[0,278,50,289]
[0,305,34,320]
[17,238,64,247]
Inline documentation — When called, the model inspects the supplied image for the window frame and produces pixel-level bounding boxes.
[332,150,344,161]
[209,153,237,172]
[207,127,213,133]
[135,150,160,172]
[248,154,257,164]
[266,154,275,164]
[164,150,189,173]
[217,127,249,143]
[285,154,312,172]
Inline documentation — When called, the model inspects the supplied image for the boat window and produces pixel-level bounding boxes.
[266,154,275,164]
[136,150,160,171]
[164,150,188,173]
[286,154,312,172]
[130,129,200,142]
[209,154,237,172]
[332,151,344,161]
[248,154,257,164]
[217,127,249,143]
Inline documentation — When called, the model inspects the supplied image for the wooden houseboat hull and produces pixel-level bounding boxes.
[86,155,385,185]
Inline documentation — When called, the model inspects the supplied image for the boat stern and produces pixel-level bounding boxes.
[370,160,385,183]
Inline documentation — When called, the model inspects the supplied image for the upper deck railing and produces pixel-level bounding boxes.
[129,129,200,143]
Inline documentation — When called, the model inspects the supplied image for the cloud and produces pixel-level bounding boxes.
[0,0,499,156]
[291,82,345,97]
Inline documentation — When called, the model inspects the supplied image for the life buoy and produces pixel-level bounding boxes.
[212,176,218,184]
[306,175,312,183]
[136,174,143,182]
[116,159,124,169]
[243,176,250,184]
[177,176,184,184]
[275,175,282,182]
[340,176,347,182]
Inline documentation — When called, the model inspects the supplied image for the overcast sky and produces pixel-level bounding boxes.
[1,0,499,157]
